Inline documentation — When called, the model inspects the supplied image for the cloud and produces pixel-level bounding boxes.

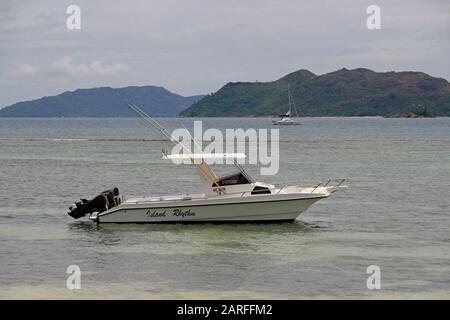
[14,64,40,77]
[1,0,449,107]
[49,56,129,76]
[12,56,129,79]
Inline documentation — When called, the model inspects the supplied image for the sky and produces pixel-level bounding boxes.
[1,0,449,108]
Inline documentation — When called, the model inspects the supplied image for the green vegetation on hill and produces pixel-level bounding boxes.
[181,68,450,117]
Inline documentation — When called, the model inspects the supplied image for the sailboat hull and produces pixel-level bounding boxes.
[95,195,326,223]
[273,121,302,125]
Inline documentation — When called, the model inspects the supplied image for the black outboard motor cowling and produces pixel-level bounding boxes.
[68,187,121,219]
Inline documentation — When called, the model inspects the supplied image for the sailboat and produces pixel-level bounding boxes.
[67,103,345,223]
[273,84,301,125]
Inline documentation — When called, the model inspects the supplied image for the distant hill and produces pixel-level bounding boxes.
[0,86,204,117]
[180,68,450,117]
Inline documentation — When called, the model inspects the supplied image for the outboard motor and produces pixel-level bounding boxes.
[68,187,121,219]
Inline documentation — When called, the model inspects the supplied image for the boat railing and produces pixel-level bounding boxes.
[125,179,347,203]
[273,178,346,194]
[224,177,347,197]
[311,178,346,193]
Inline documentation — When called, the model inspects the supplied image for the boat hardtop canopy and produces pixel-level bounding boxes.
[163,153,246,161]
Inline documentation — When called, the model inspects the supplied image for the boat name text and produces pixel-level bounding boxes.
[146,208,196,218]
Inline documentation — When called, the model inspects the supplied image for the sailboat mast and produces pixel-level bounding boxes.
[288,84,291,113]
[287,84,299,118]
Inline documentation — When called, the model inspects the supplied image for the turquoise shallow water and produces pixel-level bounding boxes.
[0,117,449,299]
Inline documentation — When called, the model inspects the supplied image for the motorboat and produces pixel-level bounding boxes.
[67,103,346,223]
[273,84,301,125]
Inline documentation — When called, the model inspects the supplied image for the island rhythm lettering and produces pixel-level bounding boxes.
[146,208,195,218]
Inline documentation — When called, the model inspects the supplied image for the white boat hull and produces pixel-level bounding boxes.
[95,194,327,223]
[273,122,301,125]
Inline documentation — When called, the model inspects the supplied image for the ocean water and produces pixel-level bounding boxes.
[0,117,449,299]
